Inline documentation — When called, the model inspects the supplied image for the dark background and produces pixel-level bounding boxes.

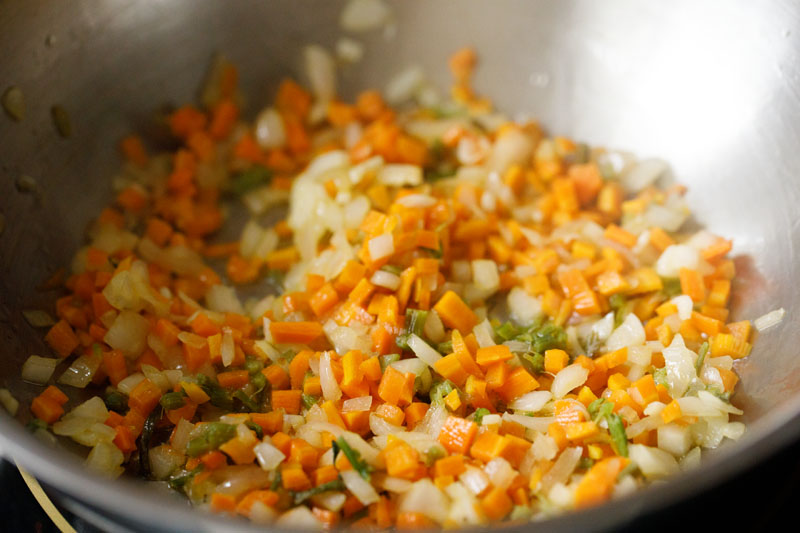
[2,440,799,533]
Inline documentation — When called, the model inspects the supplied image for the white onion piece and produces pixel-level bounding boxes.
[620,158,667,192]
[254,107,286,149]
[58,352,102,389]
[396,193,436,208]
[370,269,401,290]
[754,308,786,332]
[407,334,442,366]
[398,478,449,524]
[378,162,423,186]
[276,506,323,530]
[254,440,286,471]
[662,334,698,397]
[471,260,499,293]
[22,310,56,328]
[319,351,342,402]
[606,313,645,352]
[21,355,59,385]
[509,390,552,413]
[483,457,515,489]
[341,470,380,505]
[117,373,146,395]
[657,423,692,456]
[149,445,184,480]
[384,66,424,105]
[628,444,679,479]
[311,491,347,512]
[342,396,372,413]
[626,415,663,439]
[375,473,413,493]
[369,412,405,436]
[205,285,244,315]
[0,389,19,416]
[697,390,743,415]
[304,45,336,101]
[502,413,554,432]
[340,0,390,32]
[85,441,124,478]
[368,233,394,261]
[221,328,235,367]
[472,320,496,349]
[671,295,693,320]
[677,396,722,417]
[507,287,542,326]
[104,310,149,359]
[656,245,700,278]
[423,311,446,344]
[539,447,582,492]
[551,364,589,398]
[336,37,364,63]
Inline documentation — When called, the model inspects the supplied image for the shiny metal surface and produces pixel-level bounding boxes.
[1,0,799,530]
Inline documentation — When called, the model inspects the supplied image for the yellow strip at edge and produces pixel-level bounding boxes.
[15,462,78,533]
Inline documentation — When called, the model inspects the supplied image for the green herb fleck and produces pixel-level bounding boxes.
[245,421,264,439]
[244,356,264,375]
[293,478,345,504]
[185,422,237,457]
[335,436,371,481]
[661,277,683,298]
[231,165,272,196]
[168,465,204,490]
[494,322,521,341]
[429,380,455,405]
[159,391,187,411]
[196,374,233,411]
[578,457,595,470]
[606,413,629,457]
[302,393,320,409]
[233,390,260,412]
[520,352,545,375]
[379,354,400,372]
[695,341,709,371]
[26,418,48,432]
[104,391,128,414]
[380,264,403,276]
[473,408,491,425]
[436,340,453,354]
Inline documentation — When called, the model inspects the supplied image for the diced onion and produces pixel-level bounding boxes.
[254,107,286,149]
[620,158,667,192]
[23,310,56,328]
[656,245,700,278]
[368,233,394,261]
[377,164,423,186]
[539,447,582,492]
[398,478,449,524]
[606,313,645,352]
[395,193,436,208]
[483,457,515,489]
[85,441,125,478]
[509,390,552,413]
[58,352,102,388]
[340,0,391,32]
[370,269,401,290]
[0,388,19,416]
[472,320,496,349]
[502,413,554,432]
[254,440,286,471]
[104,310,150,359]
[384,66,424,105]
[697,390,743,415]
[276,506,323,529]
[342,396,373,413]
[551,364,589,398]
[341,470,380,505]
[149,444,184,480]
[205,285,244,315]
[657,423,692,456]
[407,334,442,366]
[336,37,364,63]
[221,328,235,367]
[369,413,405,436]
[304,45,336,101]
[319,351,342,401]
[754,308,786,332]
[117,373,146,395]
[628,444,679,478]
[21,355,59,385]
[507,287,542,326]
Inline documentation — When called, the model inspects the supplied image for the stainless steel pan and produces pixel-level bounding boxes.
[2,0,800,530]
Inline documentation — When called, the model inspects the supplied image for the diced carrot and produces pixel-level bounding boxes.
[433,291,478,334]
[497,367,539,403]
[378,367,414,407]
[433,454,466,478]
[30,396,64,424]
[679,268,706,303]
[262,364,290,390]
[661,399,682,424]
[480,486,513,521]
[309,283,340,317]
[102,349,128,387]
[574,457,629,509]
[383,438,420,479]
[290,350,313,389]
[438,416,478,455]
[128,379,162,416]
[210,492,237,514]
[271,389,302,415]
[544,349,569,374]
[217,370,250,389]
[484,361,510,391]
[190,312,222,337]
[45,319,79,358]
[710,333,752,359]
[475,344,513,367]
[281,463,312,491]
[250,411,284,435]
[404,403,429,429]
[270,321,323,344]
